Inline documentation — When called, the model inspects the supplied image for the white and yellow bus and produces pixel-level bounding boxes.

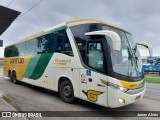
[3,19,151,108]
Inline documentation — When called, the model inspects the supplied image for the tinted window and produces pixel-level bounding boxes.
[87,42,105,73]
[70,25,86,62]
[26,39,37,55]
[4,29,73,57]
[37,37,50,53]
[70,24,100,63]
[50,30,73,56]
[17,42,25,56]
[4,45,19,57]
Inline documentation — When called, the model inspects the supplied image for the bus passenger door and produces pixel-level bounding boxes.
[86,41,108,107]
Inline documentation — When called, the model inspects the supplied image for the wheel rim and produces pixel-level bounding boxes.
[63,85,72,98]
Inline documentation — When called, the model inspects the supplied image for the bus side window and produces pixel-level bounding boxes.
[51,32,58,52]
[51,30,73,56]
[26,40,37,55]
[37,37,49,53]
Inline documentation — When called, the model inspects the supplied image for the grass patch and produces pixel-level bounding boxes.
[0,66,3,68]
[145,75,160,84]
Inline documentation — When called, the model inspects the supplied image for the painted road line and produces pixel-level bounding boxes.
[0,95,21,111]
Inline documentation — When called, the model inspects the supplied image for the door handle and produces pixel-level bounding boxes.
[88,78,92,82]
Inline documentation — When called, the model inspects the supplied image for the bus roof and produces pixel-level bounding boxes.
[66,18,128,32]
[6,18,130,47]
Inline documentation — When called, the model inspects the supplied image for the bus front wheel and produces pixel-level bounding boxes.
[60,80,75,103]
[12,72,19,84]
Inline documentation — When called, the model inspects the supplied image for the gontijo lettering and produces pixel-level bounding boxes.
[10,58,24,64]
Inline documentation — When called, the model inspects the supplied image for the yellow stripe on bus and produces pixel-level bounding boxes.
[119,79,145,90]
[4,56,31,80]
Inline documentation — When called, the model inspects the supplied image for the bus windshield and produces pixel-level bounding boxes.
[102,26,142,77]
[70,23,142,78]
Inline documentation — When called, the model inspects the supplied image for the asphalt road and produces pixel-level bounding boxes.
[0,68,160,120]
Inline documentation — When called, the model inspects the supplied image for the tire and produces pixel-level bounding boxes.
[60,80,75,103]
[8,71,13,82]
[12,72,19,84]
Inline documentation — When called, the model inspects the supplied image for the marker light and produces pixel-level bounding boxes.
[119,98,125,104]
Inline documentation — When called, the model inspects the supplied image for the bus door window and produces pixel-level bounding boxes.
[87,42,105,73]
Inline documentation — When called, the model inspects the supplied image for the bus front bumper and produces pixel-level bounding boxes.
[108,85,146,108]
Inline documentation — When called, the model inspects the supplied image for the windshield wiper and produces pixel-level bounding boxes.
[127,46,141,77]
[127,46,134,76]
[127,46,133,67]
[131,47,142,77]
[132,47,139,69]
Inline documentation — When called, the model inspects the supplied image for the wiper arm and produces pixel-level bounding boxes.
[132,48,139,69]
[127,46,134,77]
[127,47,133,67]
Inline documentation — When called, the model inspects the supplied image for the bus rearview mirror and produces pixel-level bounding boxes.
[135,41,153,56]
[85,30,121,51]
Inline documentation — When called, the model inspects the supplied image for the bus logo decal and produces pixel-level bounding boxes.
[54,59,71,66]
[82,90,103,102]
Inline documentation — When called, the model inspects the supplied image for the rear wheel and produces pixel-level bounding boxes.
[60,80,75,103]
[8,71,13,82]
[12,72,19,84]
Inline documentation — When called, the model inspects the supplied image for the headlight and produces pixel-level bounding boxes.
[118,86,129,93]
[108,82,129,93]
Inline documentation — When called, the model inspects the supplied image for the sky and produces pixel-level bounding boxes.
[0,0,160,57]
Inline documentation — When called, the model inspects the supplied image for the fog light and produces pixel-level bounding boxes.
[119,98,125,104]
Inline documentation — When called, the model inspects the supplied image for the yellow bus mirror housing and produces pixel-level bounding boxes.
[85,30,121,51]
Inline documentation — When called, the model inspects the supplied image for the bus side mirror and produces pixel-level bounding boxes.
[135,41,153,56]
[85,30,121,51]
